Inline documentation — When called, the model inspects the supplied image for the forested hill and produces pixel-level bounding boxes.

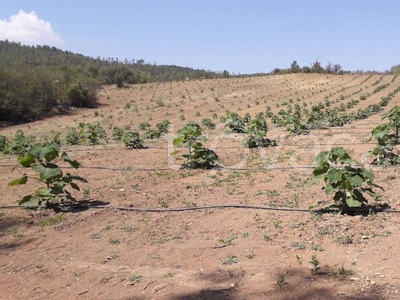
[0,40,223,82]
[0,40,223,124]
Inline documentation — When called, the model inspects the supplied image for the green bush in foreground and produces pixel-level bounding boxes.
[8,143,87,209]
[312,147,382,212]
[173,122,218,169]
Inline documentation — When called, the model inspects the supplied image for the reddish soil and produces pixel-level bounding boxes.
[1,74,400,299]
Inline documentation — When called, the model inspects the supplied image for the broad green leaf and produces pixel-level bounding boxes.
[332,147,347,158]
[18,195,37,206]
[35,187,55,197]
[53,181,67,189]
[30,143,60,162]
[371,147,382,156]
[8,175,28,186]
[18,153,36,167]
[61,152,81,168]
[315,151,328,167]
[324,184,334,195]
[326,169,344,184]
[350,175,364,187]
[346,196,362,208]
[372,124,390,139]
[313,162,329,176]
[32,163,62,181]
[173,137,183,147]
[329,147,355,164]
[362,170,375,182]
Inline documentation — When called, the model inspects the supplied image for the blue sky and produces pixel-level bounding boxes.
[0,0,399,74]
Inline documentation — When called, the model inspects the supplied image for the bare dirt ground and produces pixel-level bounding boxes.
[1,74,400,299]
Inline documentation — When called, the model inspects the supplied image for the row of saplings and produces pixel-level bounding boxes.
[3,107,400,214]
[267,83,400,135]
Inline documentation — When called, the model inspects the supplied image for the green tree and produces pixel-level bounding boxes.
[310,60,325,73]
[290,61,300,73]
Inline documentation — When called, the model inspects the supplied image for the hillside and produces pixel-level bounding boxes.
[0,40,224,124]
[1,73,400,299]
[0,40,223,82]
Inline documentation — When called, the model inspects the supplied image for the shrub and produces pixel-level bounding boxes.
[0,135,10,152]
[369,106,400,165]
[382,106,400,142]
[156,120,171,134]
[66,82,97,108]
[112,126,125,141]
[156,99,165,107]
[313,147,382,212]
[224,112,246,133]
[243,115,276,148]
[123,130,146,149]
[144,128,162,139]
[138,122,151,130]
[41,131,61,144]
[65,122,108,145]
[66,128,79,145]
[284,114,310,135]
[173,122,218,169]
[8,143,87,209]
[243,113,251,123]
[3,130,36,155]
[201,118,216,130]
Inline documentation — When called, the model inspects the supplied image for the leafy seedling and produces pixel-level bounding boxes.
[8,143,87,209]
[310,254,321,275]
[123,130,146,149]
[312,147,383,214]
[173,121,218,169]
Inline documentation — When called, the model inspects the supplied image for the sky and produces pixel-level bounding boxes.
[0,0,399,74]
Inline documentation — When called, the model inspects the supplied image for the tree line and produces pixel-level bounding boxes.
[271,60,345,75]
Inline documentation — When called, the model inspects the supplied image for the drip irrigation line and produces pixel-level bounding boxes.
[0,164,316,171]
[17,141,378,153]
[0,204,335,213]
[94,204,313,213]
[0,163,384,172]
[1,204,400,214]
[219,166,315,171]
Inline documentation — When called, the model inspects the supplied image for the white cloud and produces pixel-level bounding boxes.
[0,10,63,47]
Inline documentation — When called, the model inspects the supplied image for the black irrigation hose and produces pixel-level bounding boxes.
[1,204,400,214]
[92,204,313,213]
[0,164,316,171]
[48,143,378,152]
[0,141,377,155]
[0,204,309,212]
[0,163,386,171]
